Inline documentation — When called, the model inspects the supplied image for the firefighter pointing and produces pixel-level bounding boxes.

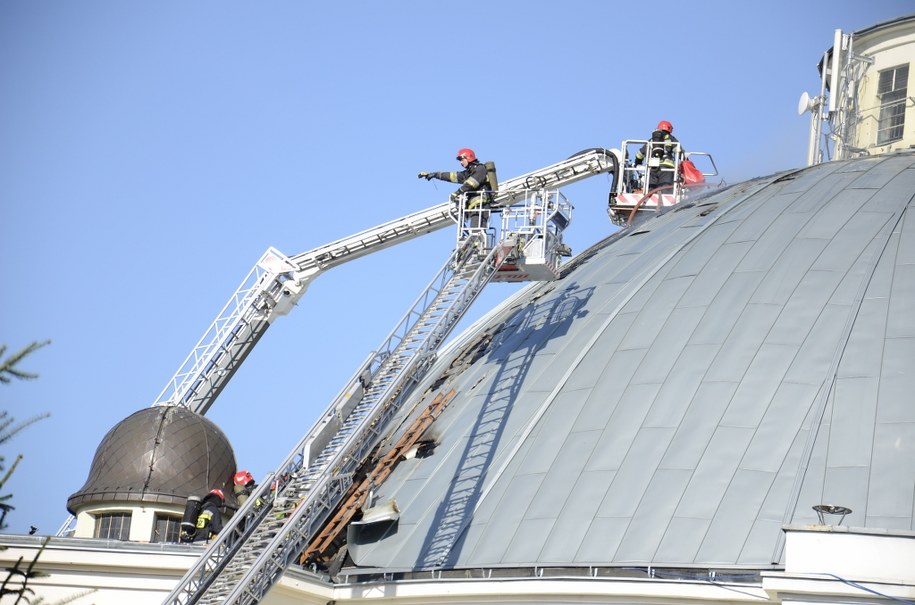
[419,148,497,230]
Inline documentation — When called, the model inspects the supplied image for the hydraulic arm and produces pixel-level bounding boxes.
[152,148,617,415]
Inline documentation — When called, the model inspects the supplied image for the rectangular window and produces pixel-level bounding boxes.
[876,64,908,145]
[94,512,131,540]
[152,514,182,543]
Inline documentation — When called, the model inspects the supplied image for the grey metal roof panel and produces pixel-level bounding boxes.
[349,151,915,571]
[880,342,915,421]
[656,516,711,563]
[697,468,777,563]
[888,265,915,336]
[870,422,915,523]
[541,473,608,563]
[660,379,739,469]
[677,426,756,516]
[615,468,693,561]
[642,339,717,428]
[751,238,828,305]
[577,516,628,562]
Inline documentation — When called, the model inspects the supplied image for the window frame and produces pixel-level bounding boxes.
[152,513,183,543]
[876,63,909,145]
[93,511,132,541]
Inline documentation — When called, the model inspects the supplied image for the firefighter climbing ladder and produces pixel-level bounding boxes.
[150,148,617,416]
[162,232,516,605]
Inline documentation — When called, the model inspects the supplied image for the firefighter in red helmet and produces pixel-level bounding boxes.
[634,121,682,191]
[233,470,258,506]
[195,488,225,542]
[418,148,496,230]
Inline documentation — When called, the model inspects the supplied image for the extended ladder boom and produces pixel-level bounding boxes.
[162,234,516,605]
[152,149,616,415]
[289,148,616,271]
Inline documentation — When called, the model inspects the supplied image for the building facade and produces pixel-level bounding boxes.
[806,14,915,163]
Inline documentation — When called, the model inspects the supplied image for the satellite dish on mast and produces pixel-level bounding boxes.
[797,91,815,116]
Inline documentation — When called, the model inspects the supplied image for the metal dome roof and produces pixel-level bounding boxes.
[346,150,915,571]
[67,405,237,512]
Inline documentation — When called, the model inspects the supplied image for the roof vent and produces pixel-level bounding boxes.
[812,504,852,526]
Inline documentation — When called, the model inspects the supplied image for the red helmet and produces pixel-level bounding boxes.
[233,470,254,486]
[207,488,225,502]
[657,120,673,133]
[456,148,476,162]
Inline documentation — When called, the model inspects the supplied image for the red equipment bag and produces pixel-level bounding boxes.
[679,158,705,185]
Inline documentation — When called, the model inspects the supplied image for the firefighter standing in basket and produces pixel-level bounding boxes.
[419,148,496,230]
[634,121,681,191]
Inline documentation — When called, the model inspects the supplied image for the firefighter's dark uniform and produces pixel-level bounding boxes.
[635,129,681,190]
[193,493,223,542]
[426,160,493,229]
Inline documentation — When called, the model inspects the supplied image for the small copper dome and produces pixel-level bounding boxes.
[67,405,237,513]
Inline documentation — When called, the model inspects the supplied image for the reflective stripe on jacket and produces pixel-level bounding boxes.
[636,130,680,168]
[432,160,493,207]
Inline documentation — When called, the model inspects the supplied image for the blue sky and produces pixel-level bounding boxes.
[1,1,911,536]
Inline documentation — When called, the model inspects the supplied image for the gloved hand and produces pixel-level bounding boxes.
[418,172,435,180]
[450,191,462,203]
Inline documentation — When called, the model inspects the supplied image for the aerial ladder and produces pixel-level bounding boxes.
[54,148,618,540]
[150,148,618,416]
[161,242,500,604]
[161,186,573,605]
